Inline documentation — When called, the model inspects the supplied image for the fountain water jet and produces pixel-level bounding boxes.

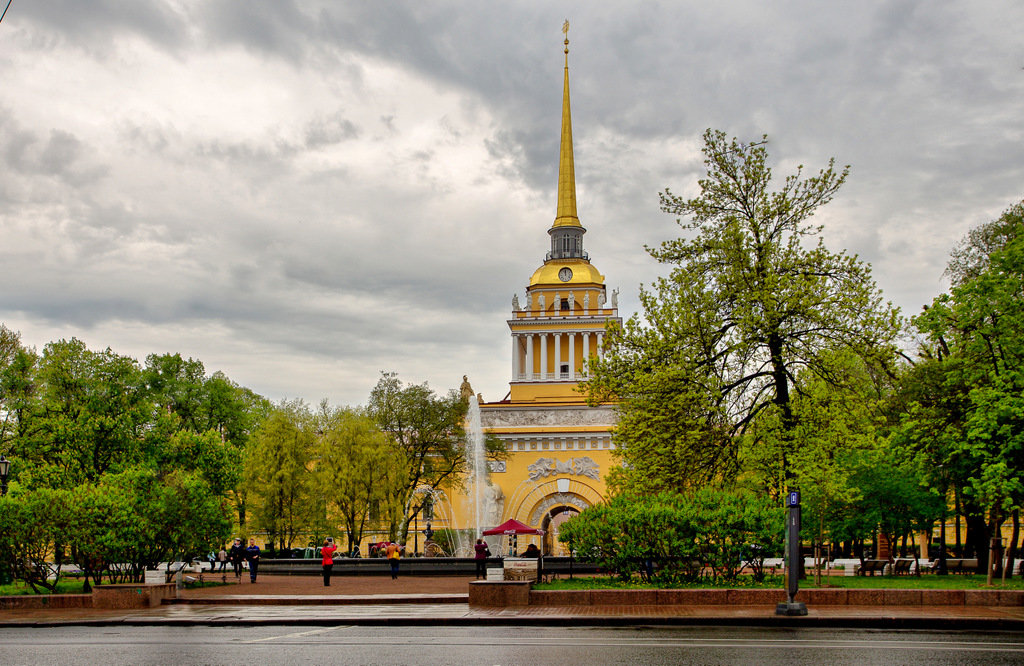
[465,395,489,541]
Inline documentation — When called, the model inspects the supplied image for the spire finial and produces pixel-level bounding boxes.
[562,19,570,55]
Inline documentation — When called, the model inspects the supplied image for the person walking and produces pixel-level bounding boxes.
[245,538,261,583]
[229,538,245,580]
[474,538,490,579]
[321,537,338,587]
[217,546,228,573]
[385,542,401,580]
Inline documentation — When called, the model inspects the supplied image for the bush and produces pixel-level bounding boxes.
[558,488,783,584]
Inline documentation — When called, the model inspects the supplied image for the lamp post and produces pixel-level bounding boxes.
[0,454,10,496]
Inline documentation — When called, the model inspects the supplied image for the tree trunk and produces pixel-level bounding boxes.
[1004,510,1019,580]
[954,484,963,557]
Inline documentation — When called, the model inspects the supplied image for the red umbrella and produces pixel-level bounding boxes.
[482,518,545,536]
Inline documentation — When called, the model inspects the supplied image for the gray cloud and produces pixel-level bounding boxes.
[1,1,1022,406]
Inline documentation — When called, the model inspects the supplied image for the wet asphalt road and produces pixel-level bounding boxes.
[2,624,1024,665]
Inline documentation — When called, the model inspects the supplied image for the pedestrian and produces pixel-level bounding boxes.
[217,546,228,573]
[385,542,401,580]
[521,543,540,558]
[246,538,261,583]
[321,537,338,587]
[229,538,245,580]
[474,538,490,579]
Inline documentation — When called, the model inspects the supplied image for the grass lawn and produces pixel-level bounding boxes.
[0,579,89,596]
[0,578,229,595]
[537,573,1024,591]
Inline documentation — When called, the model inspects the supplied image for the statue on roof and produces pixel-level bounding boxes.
[460,375,474,403]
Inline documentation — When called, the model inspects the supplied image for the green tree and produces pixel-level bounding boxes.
[366,372,477,542]
[0,488,72,592]
[914,201,1024,573]
[243,401,316,551]
[315,404,407,553]
[586,129,902,491]
[0,325,37,468]
[26,339,151,488]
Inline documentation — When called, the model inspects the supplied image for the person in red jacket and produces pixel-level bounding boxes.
[321,537,338,587]
[474,538,491,579]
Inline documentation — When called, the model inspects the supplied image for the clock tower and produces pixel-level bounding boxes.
[477,26,620,554]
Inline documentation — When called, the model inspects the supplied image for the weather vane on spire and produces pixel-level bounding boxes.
[562,19,570,54]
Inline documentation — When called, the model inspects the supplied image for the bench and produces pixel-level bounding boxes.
[946,558,978,575]
[893,558,916,575]
[857,559,889,576]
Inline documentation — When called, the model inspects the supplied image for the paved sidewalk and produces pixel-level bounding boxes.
[3,576,1023,630]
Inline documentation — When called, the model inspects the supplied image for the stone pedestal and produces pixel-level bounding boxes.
[93,583,177,609]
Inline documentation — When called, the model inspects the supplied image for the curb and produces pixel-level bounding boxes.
[167,594,469,606]
[2,614,1023,631]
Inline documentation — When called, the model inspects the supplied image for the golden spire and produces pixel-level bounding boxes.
[553,20,581,229]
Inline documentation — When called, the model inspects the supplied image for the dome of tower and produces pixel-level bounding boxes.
[529,260,605,286]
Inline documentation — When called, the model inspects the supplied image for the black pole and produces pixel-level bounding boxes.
[777,489,807,616]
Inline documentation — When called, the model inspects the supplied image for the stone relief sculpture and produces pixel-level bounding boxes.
[480,405,616,428]
[538,293,545,310]
[527,456,601,481]
[583,292,590,310]
[568,291,574,310]
[598,291,606,308]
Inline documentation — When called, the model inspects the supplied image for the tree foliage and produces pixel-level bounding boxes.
[366,372,472,541]
[315,403,407,552]
[912,200,1024,564]
[243,400,316,551]
[586,129,902,490]
[558,488,783,584]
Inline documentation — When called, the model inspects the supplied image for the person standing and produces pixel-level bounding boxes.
[321,537,338,587]
[229,538,245,580]
[385,542,401,580]
[474,538,490,579]
[217,546,228,573]
[246,538,261,583]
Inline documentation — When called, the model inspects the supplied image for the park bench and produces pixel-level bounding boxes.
[856,559,889,576]
[947,558,978,574]
[893,558,916,575]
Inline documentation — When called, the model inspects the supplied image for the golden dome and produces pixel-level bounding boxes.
[529,260,605,286]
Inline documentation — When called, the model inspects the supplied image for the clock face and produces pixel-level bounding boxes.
[558,267,573,282]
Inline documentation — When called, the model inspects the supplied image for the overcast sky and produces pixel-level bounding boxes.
[1,1,1022,407]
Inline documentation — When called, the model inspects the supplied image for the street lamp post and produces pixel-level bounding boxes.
[0,454,10,496]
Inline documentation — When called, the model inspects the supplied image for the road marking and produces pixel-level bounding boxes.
[245,626,352,643]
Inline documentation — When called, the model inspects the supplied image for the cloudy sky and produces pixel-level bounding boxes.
[1,1,1022,407]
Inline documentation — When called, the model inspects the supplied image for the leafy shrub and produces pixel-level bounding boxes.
[558,488,783,584]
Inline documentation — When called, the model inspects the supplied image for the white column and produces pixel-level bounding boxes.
[512,334,519,380]
[583,332,591,376]
[596,332,604,360]
[526,334,535,380]
[568,332,576,380]
[540,333,548,380]
[553,332,561,378]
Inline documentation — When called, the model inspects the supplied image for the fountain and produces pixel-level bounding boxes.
[466,395,489,542]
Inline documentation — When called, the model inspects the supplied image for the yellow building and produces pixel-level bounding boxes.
[468,29,621,555]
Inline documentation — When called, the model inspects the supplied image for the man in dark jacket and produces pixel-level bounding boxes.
[228,538,245,579]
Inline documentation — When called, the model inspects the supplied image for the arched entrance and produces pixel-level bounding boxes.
[541,506,580,555]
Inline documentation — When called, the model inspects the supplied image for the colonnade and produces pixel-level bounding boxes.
[512,330,604,381]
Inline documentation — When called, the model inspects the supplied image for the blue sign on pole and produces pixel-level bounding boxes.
[787,490,800,507]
